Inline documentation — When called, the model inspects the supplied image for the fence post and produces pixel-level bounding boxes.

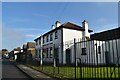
[58,45,60,74]
[79,58,82,79]
[74,38,77,79]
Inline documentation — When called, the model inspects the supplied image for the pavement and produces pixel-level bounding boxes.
[15,62,57,80]
[2,59,30,80]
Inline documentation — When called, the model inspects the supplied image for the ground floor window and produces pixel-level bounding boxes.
[42,49,46,58]
[39,49,41,58]
[46,48,49,58]
[81,48,86,55]
[50,47,53,58]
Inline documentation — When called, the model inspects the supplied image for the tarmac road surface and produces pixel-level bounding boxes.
[2,59,31,80]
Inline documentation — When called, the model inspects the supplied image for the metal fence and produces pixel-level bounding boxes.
[28,38,120,79]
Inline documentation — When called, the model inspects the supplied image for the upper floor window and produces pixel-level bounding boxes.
[43,37,45,43]
[36,41,38,46]
[50,33,53,41]
[55,31,58,39]
[39,39,41,45]
[81,48,86,55]
[46,35,49,42]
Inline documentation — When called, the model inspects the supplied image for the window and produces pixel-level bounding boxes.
[50,47,53,58]
[37,40,39,45]
[42,54,45,58]
[98,46,101,54]
[81,48,86,55]
[39,39,41,45]
[42,49,45,58]
[50,33,53,41]
[43,37,45,43]
[46,35,49,42]
[55,31,58,39]
[35,49,37,57]
[39,49,41,54]
[46,48,49,58]
[36,41,38,46]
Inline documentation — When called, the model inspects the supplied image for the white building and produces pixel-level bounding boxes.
[14,47,21,60]
[34,20,93,65]
[35,20,120,66]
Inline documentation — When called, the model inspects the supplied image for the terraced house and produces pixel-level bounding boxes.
[34,20,93,65]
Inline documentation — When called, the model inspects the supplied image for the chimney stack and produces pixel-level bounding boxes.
[56,21,61,27]
[52,25,55,29]
[82,20,89,38]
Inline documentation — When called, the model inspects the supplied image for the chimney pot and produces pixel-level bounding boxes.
[52,25,55,29]
[82,20,89,38]
[56,21,61,27]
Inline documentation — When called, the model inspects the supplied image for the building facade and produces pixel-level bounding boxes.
[14,47,21,60]
[22,42,36,58]
[26,42,36,58]
[34,20,93,65]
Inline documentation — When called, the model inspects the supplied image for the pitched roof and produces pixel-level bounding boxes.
[14,47,21,51]
[34,22,93,41]
[61,22,93,32]
[27,42,35,48]
[91,27,120,40]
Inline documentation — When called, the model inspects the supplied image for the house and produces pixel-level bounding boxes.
[13,47,21,60]
[22,42,35,58]
[16,52,32,63]
[23,44,27,52]
[16,43,34,63]
[34,20,93,65]
[2,49,9,58]
[26,42,36,58]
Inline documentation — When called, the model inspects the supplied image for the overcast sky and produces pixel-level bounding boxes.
[2,2,118,51]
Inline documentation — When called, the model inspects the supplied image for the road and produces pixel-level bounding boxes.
[2,59,31,80]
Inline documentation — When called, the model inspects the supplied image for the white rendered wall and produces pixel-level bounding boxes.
[73,40,106,65]
[64,39,120,65]
[63,28,83,42]
[39,29,63,64]
[14,51,20,60]
[104,39,120,64]
[62,28,84,64]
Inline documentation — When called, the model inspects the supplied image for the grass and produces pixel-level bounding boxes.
[27,64,120,79]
